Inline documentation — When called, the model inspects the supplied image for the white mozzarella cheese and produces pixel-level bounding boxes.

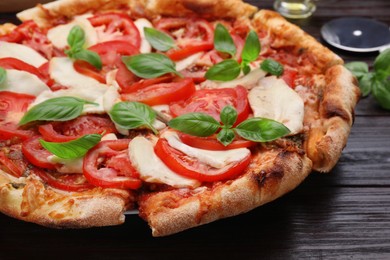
[49,57,107,91]
[128,136,200,188]
[0,69,49,96]
[0,41,47,67]
[248,76,304,135]
[134,18,153,53]
[162,131,251,169]
[47,14,98,49]
[200,68,267,90]
[176,52,204,72]
[47,155,83,174]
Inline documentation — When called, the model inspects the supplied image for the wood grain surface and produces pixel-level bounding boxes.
[1,1,390,259]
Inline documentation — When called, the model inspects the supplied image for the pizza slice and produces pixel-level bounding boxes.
[0,0,360,236]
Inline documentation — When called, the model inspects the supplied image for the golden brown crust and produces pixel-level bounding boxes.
[0,23,17,36]
[0,170,133,228]
[139,148,312,236]
[305,65,361,172]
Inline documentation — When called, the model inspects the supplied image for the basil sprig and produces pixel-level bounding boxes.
[144,27,176,52]
[19,96,98,125]
[109,101,158,134]
[345,49,390,110]
[65,25,102,70]
[122,53,181,79]
[40,134,102,159]
[0,67,6,85]
[168,105,290,146]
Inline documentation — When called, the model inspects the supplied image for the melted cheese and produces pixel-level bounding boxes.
[47,14,98,49]
[162,131,251,169]
[0,69,49,96]
[128,136,200,188]
[248,76,304,135]
[47,155,83,174]
[134,18,153,53]
[176,52,204,71]
[0,41,47,67]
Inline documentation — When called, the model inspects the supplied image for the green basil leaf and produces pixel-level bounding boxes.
[214,23,236,57]
[0,67,6,85]
[144,27,175,52]
[220,105,237,128]
[345,61,369,79]
[19,97,96,125]
[374,48,390,77]
[122,53,181,79]
[109,101,158,134]
[261,58,284,76]
[217,128,236,146]
[235,117,290,142]
[241,30,261,63]
[371,78,390,110]
[40,134,102,159]
[168,113,220,137]
[67,25,85,52]
[242,63,251,75]
[358,72,374,97]
[205,59,241,81]
[73,49,102,70]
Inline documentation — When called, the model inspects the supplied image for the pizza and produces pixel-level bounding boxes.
[0,0,360,236]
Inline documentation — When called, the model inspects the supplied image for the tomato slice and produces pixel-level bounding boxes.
[178,133,255,151]
[154,138,251,182]
[170,85,251,125]
[33,168,94,192]
[88,13,141,49]
[89,40,139,70]
[22,136,57,170]
[73,60,106,83]
[0,91,36,141]
[121,77,196,106]
[156,18,214,61]
[83,139,141,189]
[281,69,298,88]
[39,115,117,143]
[119,74,173,94]
[0,146,27,178]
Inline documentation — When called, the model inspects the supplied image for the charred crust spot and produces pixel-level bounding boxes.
[323,102,350,122]
[10,182,26,189]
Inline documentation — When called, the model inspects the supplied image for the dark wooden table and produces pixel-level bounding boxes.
[1,1,390,259]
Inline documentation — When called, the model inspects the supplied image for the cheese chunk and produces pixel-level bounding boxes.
[0,69,49,96]
[47,155,83,174]
[0,41,47,67]
[47,14,98,49]
[176,52,203,72]
[49,57,107,91]
[134,18,153,53]
[248,76,304,135]
[129,136,200,188]
[162,131,251,169]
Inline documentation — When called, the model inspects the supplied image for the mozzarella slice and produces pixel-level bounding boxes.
[129,136,200,188]
[176,52,204,71]
[0,69,49,96]
[248,76,304,135]
[47,155,83,174]
[134,18,153,53]
[47,14,98,49]
[49,57,107,91]
[0,41,47,67]
[162,131,251,169]
[200,68,266,90]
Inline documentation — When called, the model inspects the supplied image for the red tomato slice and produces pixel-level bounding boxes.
[22,136,57,170]
[88,13,141,49]
[115,60,139,91]
[154,138,251,182]
[73,60,106,83]
[0,147,27,178]
[0,91,36,141]
[88,40,139,70]
[121,77,196,106]
[169,85,251,125]
[83,139,141,189]
[38,115,117,142]
[156,18,214,61]
[119,74,173,94]
[178,133,255,151]
[282,69,298,88]
[0,57,44,79]
[33,168,94,192]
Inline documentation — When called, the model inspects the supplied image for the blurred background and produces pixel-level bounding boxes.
[0,0,51,12]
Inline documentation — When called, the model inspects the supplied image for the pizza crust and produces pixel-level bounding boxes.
[139,148,312,236]
[0,170,133,228]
